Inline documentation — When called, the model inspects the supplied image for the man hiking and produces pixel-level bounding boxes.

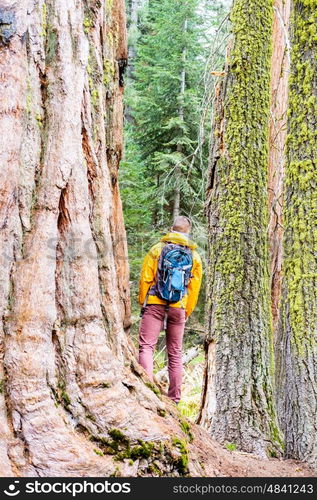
[138,216,202,404]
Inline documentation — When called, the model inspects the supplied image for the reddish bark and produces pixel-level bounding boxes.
[268,0,291,330]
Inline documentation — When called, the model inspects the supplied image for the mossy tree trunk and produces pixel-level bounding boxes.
[278,0,317,468]
[268,0,290,333]
[198,0,282,457]
[0,0,215,477]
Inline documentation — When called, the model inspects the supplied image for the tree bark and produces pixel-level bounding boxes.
[127,0,139,79]
[172,18,187,221]
[278,0,317,468]
[198,0,282,458]
[0,0,211,477]
[268,0,291,436]
[268,0,290,333]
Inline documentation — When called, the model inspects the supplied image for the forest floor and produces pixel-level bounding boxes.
[193,430,317,477]
[131,314,316,477]
[176,364,317,477]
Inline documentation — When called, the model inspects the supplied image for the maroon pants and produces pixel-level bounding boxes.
[139,304,186,403]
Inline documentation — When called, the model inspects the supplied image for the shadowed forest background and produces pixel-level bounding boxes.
[121,0,231,421]
[0,0,316,478]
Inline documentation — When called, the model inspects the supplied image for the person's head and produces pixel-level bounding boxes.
[171,215,192,234]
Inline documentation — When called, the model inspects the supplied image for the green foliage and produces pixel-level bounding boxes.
[177,350,205,421]
[121,1,228,227]
[120,126,159,279]
[127,0,208,227]
[178,400,198,420]
[225,442,237,452]
[121,1,229,329]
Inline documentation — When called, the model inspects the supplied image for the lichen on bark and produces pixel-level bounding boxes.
[279,0,317,467]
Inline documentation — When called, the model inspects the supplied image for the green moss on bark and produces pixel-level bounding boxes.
[90,429,191,476]
[46,28,58,65]
[281,0,317,465]
[41,2,47,38]
[103,59,115,86]
[171,437,189,475]
[204,0,282,455]
[213,0,274,303]
[145,381,161,397]
[179,416,194,442]
[284,0,317,356]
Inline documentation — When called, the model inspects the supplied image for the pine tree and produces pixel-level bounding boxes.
[130,0,207,227]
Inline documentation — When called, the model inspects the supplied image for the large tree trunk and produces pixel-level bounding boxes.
[0,0,213,477]
[268,0,290,333]
[278,0,317,468]
[198,0,282,457]
[268,0,291,434]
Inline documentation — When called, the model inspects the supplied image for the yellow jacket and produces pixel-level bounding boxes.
[139,232,203,317]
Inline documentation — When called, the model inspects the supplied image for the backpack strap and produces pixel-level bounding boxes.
[148,241,168,296]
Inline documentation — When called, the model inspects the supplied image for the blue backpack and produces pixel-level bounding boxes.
[150,243,193,303]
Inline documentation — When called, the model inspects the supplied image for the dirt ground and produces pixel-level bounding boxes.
[191,424,317,477]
